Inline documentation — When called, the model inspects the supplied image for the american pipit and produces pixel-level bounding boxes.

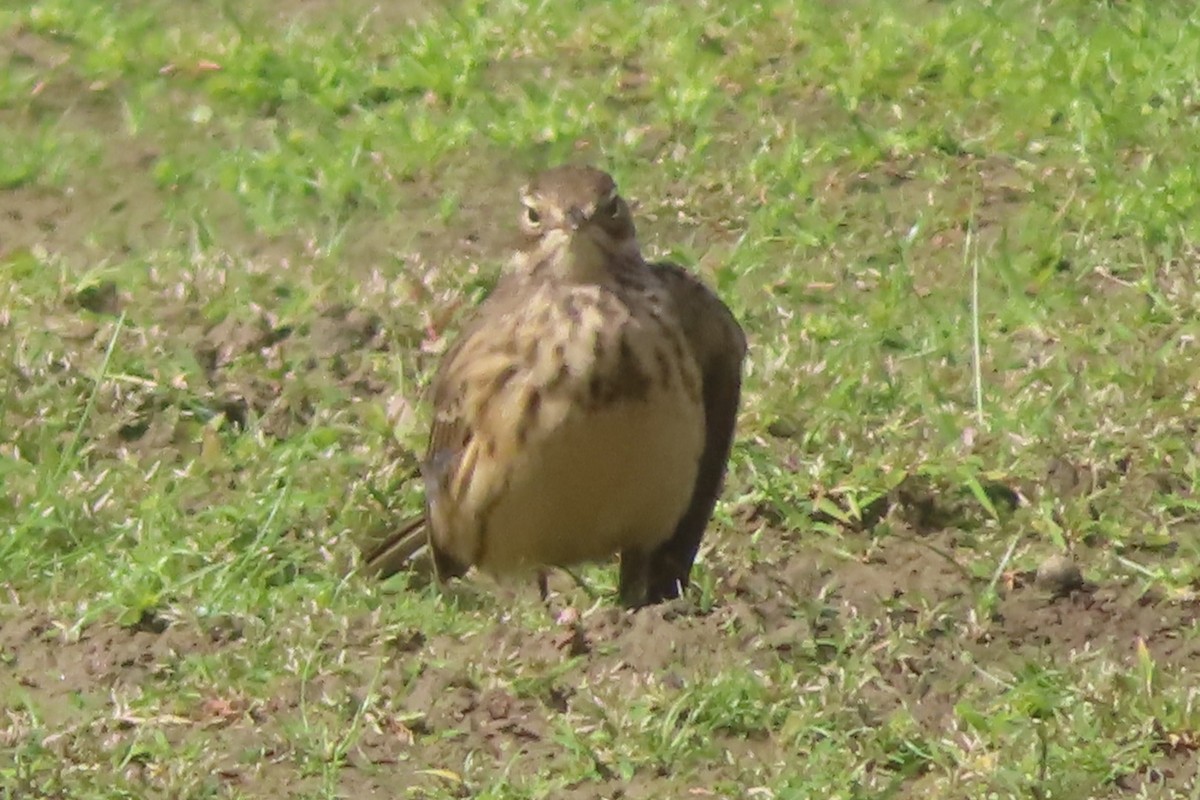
[363,165,745,608]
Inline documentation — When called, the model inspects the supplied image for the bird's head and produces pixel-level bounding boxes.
[517,165,640,281]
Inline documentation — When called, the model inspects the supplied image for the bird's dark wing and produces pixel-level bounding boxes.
[619,261,746,607]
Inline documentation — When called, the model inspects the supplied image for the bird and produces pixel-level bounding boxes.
[362,165,745,608]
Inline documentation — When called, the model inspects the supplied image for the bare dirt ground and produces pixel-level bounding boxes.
[5,532,1200,797]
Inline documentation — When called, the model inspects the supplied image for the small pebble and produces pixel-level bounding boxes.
[1036,554,1084,595]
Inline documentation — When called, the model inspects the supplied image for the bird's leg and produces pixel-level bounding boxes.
[531,568,589,654]
[560,566,600,601]
[617,549,654,608]
[536,567,597,607]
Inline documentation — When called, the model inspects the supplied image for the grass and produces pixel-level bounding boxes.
[3,0,1200,797]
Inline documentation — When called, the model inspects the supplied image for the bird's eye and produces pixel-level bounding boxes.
[525,206,541,225]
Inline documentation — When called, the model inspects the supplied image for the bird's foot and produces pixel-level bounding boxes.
[551,605,589,655]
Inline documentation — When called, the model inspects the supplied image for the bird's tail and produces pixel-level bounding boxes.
[360,514,429,579]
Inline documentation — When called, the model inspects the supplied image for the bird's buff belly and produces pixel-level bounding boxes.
[468,387,705,574]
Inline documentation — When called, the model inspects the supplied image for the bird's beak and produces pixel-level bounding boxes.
[566,206,588,231]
